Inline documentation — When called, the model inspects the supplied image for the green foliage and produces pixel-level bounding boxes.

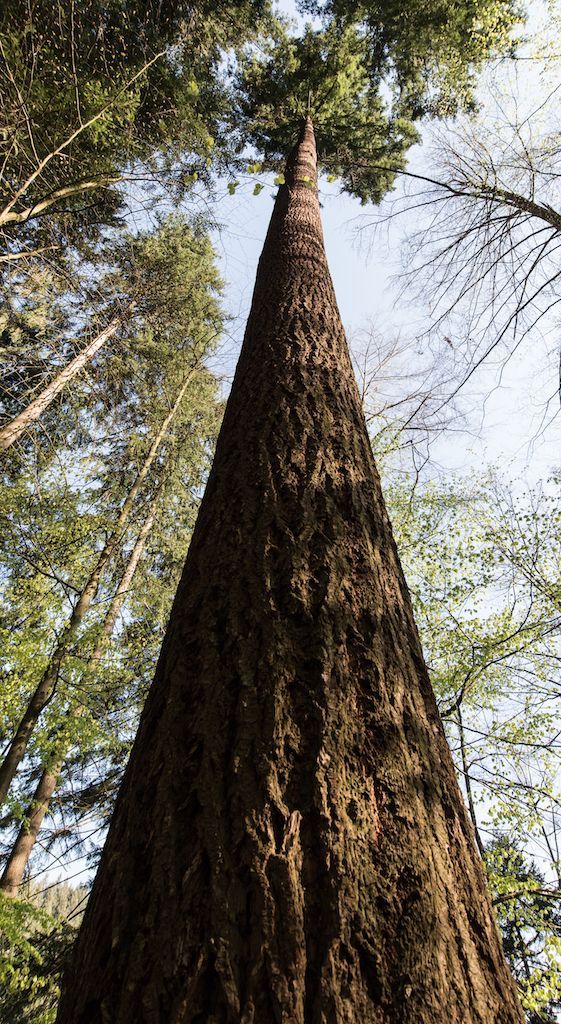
[0,885,86,1024]
[0,264,73,424]
[383,469,561,1016]
[0,4,542,1017]
[235,23,416,203]
[0,464,104,742]
[0,214,223,460]
[486,839,561,1021]
[309,0,522,113]
[0,893,60,1023]
[0,212,224,878]
[0,0,270,256]
[234,0,522,203]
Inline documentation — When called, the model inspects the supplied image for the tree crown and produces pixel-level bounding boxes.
[234,0,523,202]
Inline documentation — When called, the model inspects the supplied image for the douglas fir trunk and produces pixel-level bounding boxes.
[56,121,523,1024]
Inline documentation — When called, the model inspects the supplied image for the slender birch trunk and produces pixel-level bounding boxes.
[57,121,523,1024]
[0,493,161,897]
[0,318,123,452]
[0,378,192,806]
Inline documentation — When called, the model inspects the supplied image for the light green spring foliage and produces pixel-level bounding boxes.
[0,883,88,1024]
[0,893,60,1024]
[385,470,561,1017]
[234,0,523,203]
[388,472,561,821]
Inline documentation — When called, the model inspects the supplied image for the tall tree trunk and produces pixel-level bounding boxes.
[0,317,123,452]
[0,494,161,897]
[0,760,61,898]
[90,491,160,660]
[0,379,192,806]
[56,120,523,1024]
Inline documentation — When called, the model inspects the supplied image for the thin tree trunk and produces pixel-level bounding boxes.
[0,245,59,264]
[0,762,60,898]
[57,120,523,1024]
[0,318,122,452]
[0,176,122,228]
[91,494,160,658]
[0,495,161,896]
[0,380,191,806]
[456,706,485,857]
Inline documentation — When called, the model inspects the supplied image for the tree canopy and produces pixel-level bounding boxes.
[234,0,522,202]
[0,0,270,258]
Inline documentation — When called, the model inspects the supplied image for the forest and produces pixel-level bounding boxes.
[0,0,560,1021]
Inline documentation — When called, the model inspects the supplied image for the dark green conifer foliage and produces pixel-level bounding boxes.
[235,0,521,203]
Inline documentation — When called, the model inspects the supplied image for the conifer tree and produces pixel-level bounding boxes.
[56,120,523,1024]
[0,359,221,893]
[0,215,223,802]
[0,216,222,453]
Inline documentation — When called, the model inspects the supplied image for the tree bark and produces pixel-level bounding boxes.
[0,318,122,452]
[0,493,161,896]
[56,120,523,1024]
[0,382,191,806]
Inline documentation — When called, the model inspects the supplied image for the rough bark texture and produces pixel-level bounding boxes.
[56,121,523,1024]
